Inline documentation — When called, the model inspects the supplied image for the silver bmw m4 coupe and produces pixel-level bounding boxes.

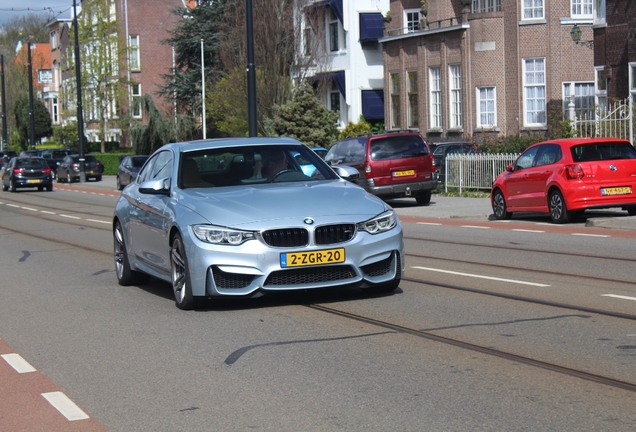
[113,137,404,309]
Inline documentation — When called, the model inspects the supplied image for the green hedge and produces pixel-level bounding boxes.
[93,153,130,175]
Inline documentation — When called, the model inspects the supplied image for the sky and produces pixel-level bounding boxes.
[0,1,73,27]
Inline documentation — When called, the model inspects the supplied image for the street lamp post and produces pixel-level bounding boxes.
[246,0,257,137]
[201,38,206,139]
[73,0,86,182]
[570,24,594,49]
[27,38,36,149]
[1,55,7,151]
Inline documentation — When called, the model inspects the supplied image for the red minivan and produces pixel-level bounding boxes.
[325,131,437,205]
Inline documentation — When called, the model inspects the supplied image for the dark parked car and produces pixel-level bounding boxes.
[56,154,104,182]
[38,148,74,179]
[325,130,437,205]
[432,142,478,184]
[2,156,53,192]
[116,155,149,190]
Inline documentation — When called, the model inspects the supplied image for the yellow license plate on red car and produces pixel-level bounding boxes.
[280,248,345,268]
[601,186,632,196]
[392,170,415,177]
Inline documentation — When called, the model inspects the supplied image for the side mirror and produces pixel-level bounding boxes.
[332,165,360,182]
[506,163,514,173]
[139,177,170,195]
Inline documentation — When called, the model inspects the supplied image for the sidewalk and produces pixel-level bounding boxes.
[64,176,636,231]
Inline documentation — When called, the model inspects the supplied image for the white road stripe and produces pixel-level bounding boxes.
[512,229,545,233]
[42,392,90,421]
[20,207,37,211]
[416,222,442,226]
[6,204,19,208]
[602,294,636,301]
[460,225,490,229]
[59,214,81,219]
[86,219,110,224]
[571,233,610,238]
[40,210,56,214]
[1,353,37,373]
[412,266,551,287]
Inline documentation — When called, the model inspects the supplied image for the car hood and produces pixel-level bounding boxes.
[175,180,389,228]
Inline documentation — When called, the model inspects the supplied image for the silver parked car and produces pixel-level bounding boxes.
[113,137,404,310]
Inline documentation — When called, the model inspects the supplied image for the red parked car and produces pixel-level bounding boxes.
[491,137,636,223]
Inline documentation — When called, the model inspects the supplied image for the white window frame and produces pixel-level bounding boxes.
[476,87,497,128]
[563,81,594,117]
[390,73,401,129]
[522,0,544,20]
[629,62,636,98]
[407,71,418,128]
[449,65,462,129]
[523,58,547,127]
[52,97,59,124]
[472,0,501,13]
[404,9,421,34]
[595,66,607,112]
[50,31,57,50]
[429,67,442,130]
[327,8,344,53]
[594,0,606,24]
[571,0,593,18]
[129,35,140,70]
[131,83,142,118]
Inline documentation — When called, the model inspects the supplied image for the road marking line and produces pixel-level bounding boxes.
[602,294,636,301]
[512,229,545,233]
[86,219,110,224]
[40,210,56,214]
[1,353,37,373]
[59,214,81,220]
[20,206,37,211]
[571,233,610,238]
[42,392,90,421]
[460,225,491,229]
[412,266,551,287]
[416,222,442,225]
[6,204,20,208]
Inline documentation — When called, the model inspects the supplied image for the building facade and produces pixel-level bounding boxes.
[381,0,597,143]
[298,0,390,129]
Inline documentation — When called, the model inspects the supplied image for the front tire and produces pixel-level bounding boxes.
[171,234,197,310]
[492,189,512,220]
[114,221,150,286]
[549,189,571,224]
[116,176,122,190]
[66,171,73,183]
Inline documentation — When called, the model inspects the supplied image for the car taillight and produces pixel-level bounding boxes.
[42,167,51,174]
[431,158,436,168]
[12,168,23,174]
[565,164,584,180]
[71,163,79,169]
[364,163,372,178]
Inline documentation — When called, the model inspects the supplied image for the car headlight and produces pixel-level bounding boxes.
[357,210,397,234]
[192,225,255,245]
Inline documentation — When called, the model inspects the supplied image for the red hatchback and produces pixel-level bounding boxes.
[491,137,636,223]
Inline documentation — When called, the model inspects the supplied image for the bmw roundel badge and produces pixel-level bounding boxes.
[304,217,314,225]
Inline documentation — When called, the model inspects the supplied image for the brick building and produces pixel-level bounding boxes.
[380,0,596,143]
[595,0,636,101]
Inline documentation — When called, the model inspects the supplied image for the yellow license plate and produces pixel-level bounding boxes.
[392,170,415,177]
[26,179,40,184]
[281,248,345,268]
[86,170,94,174]
[601,186,632,196]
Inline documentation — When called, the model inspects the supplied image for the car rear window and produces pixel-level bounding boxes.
[16,158,47,168]
[571,143,636,162]
[370,135,429,161]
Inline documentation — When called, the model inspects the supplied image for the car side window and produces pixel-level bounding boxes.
[514,146,539,170]
[535,144,561,167]
[136,155,156,183]
[149,151,173,181]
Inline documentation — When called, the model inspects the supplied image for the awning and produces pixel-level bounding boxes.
[362,89,384,120]
[309,70,346,100]
[307,0,343,24]
[359,13,384,43]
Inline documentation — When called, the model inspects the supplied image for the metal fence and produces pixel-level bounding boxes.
[444,153,519,193]
[572,96,633,143]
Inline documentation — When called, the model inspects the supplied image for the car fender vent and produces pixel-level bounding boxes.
[361,252,395,278]
[212,266,255,289]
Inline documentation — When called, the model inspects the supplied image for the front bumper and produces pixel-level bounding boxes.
[182,224,404,298]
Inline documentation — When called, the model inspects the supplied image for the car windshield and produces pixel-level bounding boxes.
[571,143,636,162]
[370,135,429,161]
[16,158,47,168]
[52,150,72,159]
[179,145,335,189]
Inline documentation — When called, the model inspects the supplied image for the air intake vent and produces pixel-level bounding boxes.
[315,224,355,245]
[262,228,309,247]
